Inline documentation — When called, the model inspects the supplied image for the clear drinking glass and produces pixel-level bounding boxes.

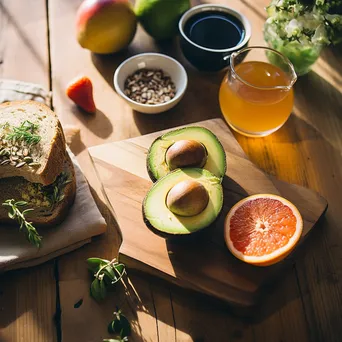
[219,46,297,137]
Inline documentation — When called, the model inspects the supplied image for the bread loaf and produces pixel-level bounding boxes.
[0,100,66,185]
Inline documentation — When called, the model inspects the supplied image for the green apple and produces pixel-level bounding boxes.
[135,0,191,40]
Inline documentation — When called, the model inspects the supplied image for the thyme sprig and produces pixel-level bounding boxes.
[107,309,131,340]
[86,258,130,341]
[50,172,72,206]
[38,172,72,213]
[2,199,42,247]
[6,120,41,145]
[87,257,126,301]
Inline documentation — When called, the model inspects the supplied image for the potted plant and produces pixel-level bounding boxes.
[264,0,342,75]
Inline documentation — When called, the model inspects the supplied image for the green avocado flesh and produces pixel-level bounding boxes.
[147,127,227,182]
[143,168,223,235]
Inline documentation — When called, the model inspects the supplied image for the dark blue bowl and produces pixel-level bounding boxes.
[179,5,251,72]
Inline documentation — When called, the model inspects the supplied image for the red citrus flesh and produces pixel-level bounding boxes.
[225,194,303,266]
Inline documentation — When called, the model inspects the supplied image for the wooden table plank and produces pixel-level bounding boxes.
[0,1,56,342]
[47,0,317,341]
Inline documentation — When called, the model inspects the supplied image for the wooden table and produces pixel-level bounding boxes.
[0,0,341,341]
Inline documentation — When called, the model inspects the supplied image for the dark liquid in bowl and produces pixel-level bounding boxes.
[184,11,245,50]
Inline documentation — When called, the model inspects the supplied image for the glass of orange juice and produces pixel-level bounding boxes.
[219,46,297,137]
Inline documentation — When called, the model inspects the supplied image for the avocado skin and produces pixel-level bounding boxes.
[146,126,227,183]
[146,135,160,183]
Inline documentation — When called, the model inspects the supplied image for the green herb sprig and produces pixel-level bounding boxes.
[6,120,41,145]
[106,309,131,341]
[41,172,72,211]
[87,258,126,301]
[2,199,42,247]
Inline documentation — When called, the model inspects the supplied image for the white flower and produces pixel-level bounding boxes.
[299,12,321,31]
[325,14,342,26]
[285,19,303,37]
[312,24,329,45]
[299,36,310,46]
[266,16,275,24]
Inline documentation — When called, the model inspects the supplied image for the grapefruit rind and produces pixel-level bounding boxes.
[224,194,303,266]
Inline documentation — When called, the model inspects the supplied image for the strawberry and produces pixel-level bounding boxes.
[66,76,96,113]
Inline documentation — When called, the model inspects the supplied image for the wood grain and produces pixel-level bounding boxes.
[0,0,333,341]
[0,1,56,341]
[89,118,327,308]
[48,0,329,340]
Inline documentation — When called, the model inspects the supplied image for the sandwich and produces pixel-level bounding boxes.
[0,100,76,247]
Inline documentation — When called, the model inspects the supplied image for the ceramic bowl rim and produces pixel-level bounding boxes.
[178,4,252,54]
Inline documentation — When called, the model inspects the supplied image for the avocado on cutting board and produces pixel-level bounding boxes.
[88,118,327,313]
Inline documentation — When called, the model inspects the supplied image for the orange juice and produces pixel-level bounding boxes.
[219,61,294,137]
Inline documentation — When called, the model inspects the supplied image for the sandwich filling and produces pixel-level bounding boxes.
[19,171,72,215]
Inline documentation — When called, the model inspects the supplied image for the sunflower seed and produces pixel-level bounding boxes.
[10,161,16,166]
[10,156,19,161]
[16,161,26,168]
[24,156,33,162]
[0,159,10,165]
[124,68,176,105]
[28,162,40,167]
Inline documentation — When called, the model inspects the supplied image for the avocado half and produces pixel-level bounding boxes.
[146,127,227,182]
[143,168,223,237]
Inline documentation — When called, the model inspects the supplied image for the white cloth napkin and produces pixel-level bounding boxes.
[0,79,107,272]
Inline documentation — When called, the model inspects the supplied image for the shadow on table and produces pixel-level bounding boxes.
[121,220,326,342]
[91,25,228,136]
[69,106,114,140]
[131,64,225,135]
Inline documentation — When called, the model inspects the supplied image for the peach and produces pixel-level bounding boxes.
[76,0,137,54]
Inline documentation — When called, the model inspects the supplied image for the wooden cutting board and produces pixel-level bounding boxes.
[88,119,327,310]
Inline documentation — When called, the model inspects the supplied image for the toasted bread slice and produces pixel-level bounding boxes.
[0,153,76,227]
[0,100,66,185]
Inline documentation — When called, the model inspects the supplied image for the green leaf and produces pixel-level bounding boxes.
[99,279,107,300]
[22,208,34,215]
[90,278,102,301]
[8,210,15,219]
[108,311,131,337]
[118,314,131,338]
[103,265,116,281]
[2,199,42,247]
[87,257,107,273]
[15,201,28,206]
[114,263,126,275]
[108,320,116,334]
[57,194,65,202]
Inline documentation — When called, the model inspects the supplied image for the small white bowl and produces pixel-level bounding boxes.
[114,53,188,114]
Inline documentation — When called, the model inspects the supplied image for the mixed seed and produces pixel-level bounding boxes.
[20,171,72,211]
[0,121,41,168]
[124,68,176,105]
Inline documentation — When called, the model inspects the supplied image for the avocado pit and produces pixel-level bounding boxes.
[166,179,209,217]
[165,140,207,171]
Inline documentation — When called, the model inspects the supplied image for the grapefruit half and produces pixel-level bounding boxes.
[224,194,303,266]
